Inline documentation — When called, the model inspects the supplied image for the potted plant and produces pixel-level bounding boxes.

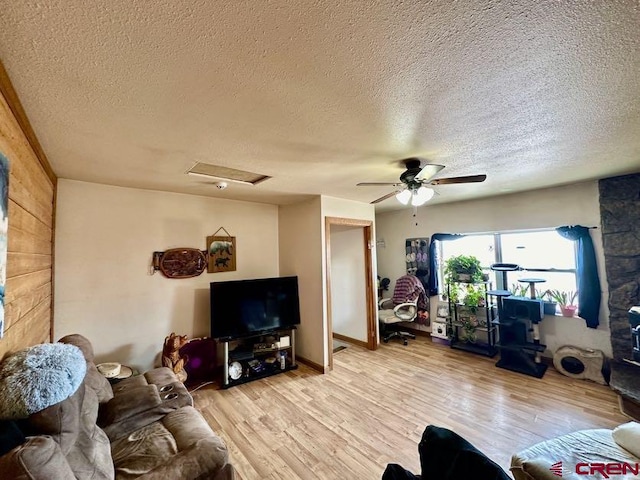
[445,285,460,305]
[462,284,485,313]
[459,316,479,343]
[444,255,484,284]
[444,255,483,305]
[509,283,530,297]
[537,289,558,316]
[459,286,481,343]
[548,289,578,317]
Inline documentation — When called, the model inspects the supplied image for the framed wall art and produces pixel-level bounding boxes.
[207,228,236,273]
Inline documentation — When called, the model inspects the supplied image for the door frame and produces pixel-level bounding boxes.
[325,216,377,371]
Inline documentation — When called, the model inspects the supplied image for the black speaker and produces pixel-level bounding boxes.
[502,296,544,323]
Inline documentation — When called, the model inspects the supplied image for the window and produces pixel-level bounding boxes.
[440,229,577,295]
[499,231,577,293]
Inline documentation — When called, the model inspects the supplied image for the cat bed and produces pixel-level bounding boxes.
[0,343,86,419]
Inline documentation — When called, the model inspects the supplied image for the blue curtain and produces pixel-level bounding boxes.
[556,225,601,328]
[428,234,465,296]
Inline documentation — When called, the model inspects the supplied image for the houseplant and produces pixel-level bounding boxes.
[458,283,487,342]
[509,283,530,297]
[537,289,558,316]
[510,284,557,315]
[462,283,485,313]
[459,316,479,343]
[444,255,484,284]
[548,289,578,317]
[444,255,484,305]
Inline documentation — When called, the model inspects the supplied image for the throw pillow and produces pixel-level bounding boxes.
[612,421,640,458]
[0,343,86,419]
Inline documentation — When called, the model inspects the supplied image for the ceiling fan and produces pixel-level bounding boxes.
[357,157,487,205]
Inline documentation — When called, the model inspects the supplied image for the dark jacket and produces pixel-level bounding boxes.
[382,425,511,480]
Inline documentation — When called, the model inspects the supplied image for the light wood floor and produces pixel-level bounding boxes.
[192,337,628,480]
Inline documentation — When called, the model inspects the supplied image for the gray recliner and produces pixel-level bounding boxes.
[0,334,235,479]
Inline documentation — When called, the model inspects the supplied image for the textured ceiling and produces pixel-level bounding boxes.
[0,1,639,211]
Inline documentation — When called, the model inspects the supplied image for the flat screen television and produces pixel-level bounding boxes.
[210,276,301,339]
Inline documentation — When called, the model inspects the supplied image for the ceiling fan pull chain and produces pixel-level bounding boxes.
[413,205,418,226]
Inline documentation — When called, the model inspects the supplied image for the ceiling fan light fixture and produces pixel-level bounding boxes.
[411,186,435,206]
[395,189,412,205]
[358,158,486,205]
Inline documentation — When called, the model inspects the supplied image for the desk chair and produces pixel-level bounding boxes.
[378,298,418,345]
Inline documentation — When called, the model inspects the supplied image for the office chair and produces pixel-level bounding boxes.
[378,274,428,345]
[378,298,418,345]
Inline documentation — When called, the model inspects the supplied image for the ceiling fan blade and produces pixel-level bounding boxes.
[429,174,487,185]
[357,182,404,187]
[414,164,446,182]
[371,191,399,204]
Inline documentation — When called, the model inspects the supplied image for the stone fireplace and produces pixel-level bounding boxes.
[599,172,640,419]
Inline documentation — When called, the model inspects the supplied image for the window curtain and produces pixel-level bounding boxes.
[428,233,465,296]
[556,225,601,328]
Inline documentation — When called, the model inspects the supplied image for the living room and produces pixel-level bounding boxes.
[0,2,639,479]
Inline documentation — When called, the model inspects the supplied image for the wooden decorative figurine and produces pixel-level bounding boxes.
[162,332,189,382]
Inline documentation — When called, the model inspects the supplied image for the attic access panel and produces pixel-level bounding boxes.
[187,162,271,185]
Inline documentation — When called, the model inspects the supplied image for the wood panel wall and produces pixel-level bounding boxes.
[0,61,56,359]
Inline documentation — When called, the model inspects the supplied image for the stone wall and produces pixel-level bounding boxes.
[599,172,640,361]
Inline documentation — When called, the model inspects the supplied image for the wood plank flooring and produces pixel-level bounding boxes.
[192,338,628,480]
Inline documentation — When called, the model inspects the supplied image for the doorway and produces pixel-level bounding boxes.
[325,217,377,370]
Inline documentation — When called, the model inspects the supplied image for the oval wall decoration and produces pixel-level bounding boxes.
[156,248,207,279]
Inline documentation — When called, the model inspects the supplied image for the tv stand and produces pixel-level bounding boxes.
[220,327,297,388]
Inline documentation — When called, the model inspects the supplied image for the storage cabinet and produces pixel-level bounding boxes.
[219,327,297,388]
[446,281,498,357]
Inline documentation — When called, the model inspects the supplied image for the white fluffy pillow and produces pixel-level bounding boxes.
[612,421,640,458]
[0,343,86,419]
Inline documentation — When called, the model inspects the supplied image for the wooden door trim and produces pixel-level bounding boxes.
[325,217,377,371]
[325,217,371,227]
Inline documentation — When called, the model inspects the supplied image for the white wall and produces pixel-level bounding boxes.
[278,196,376,369]
[375,181,612,357]
[321,196,377,358]
[321,196,377,222]
[54,179,279,370]
[278,198,324,367]
[330,225,367,342]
